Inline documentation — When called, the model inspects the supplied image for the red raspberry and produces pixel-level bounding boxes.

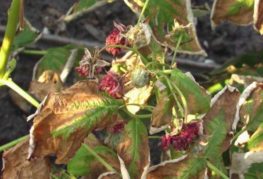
[105,22,127,56]
[99,71,124,98]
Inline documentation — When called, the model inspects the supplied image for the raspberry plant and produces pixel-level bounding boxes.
[0,0,263,179]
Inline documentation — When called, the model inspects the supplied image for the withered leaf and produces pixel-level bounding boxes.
[203,86,240,153]
[2,139,51,179]
[150,93,173,134]
[29,70,63,101]
[254,0,263,34]
[124,0,206,55]
[211,0,254,28]
[146,155,207,179]
[116,119,150,179]
[29,81,113,164]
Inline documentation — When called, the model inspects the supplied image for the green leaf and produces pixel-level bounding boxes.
[245,163,263,179]
[35,45,79,79]
[247,103,263,132]
[170,69,211,114]
[13,26,38,50]
[248,123,263,151]
[204,112,227,158]
[228,0,254,15]
[76,0,96,11]
[68,144,117,177]
[117,118,149,179]
[179,157,206,179]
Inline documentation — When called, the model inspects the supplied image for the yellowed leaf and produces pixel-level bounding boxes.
[2,139,51,179]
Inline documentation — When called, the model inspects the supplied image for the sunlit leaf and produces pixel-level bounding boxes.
[2,139,51,179]
[248,123,263,151]
[124,83,153,114]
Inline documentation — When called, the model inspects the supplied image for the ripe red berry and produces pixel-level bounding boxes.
[105,22,127,56]
[99,71,124,98]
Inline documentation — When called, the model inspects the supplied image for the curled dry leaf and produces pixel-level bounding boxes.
[29,70,63,101]
[211,0,253,28]
[203,86,240,153]
[146,155,207,179]
[124,0,206,55]
[150,93,173,134]
[2,139,51,179]
[116,119,150,179]
[29,81,112,164]
[254,0,263,34]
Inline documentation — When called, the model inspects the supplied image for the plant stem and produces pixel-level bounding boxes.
[0,135,28,152]
[138,0,150,23]
[0,0,21,78]
[207,160,229,179]
[22,49,47,56]
[83,144,117,173]
[0,79,40,108]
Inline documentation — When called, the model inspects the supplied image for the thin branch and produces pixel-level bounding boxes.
[63,0,116,23]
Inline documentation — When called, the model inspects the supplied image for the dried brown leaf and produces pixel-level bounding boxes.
[203,86,240,153]
[2,139,51,179]
[150,94,173,134]
[29,81,111,164]
[146,155,206,179]
[254,0,263,34]
[29,70,63,101]
[211,0,253,27]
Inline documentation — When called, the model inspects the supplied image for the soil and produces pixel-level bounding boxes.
[0,0,263,169]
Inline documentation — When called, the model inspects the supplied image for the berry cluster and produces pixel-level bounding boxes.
[98,71,124,99]
[161,122,200,151]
